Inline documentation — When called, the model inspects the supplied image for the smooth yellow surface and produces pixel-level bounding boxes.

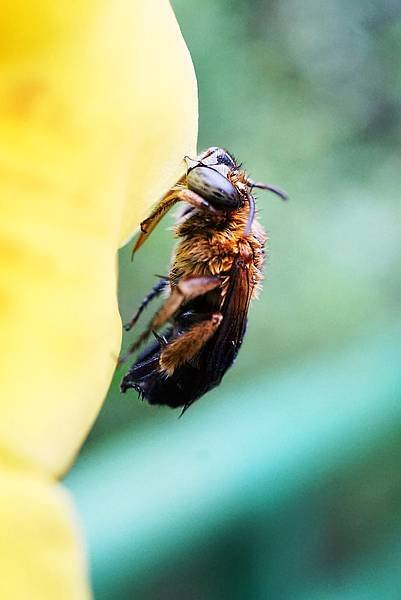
[0,0,197,596]
[0,466,90,599]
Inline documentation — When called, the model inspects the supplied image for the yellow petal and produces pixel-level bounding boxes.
[0,0,198,597]
[0,466,90,600]
[0,0,198,475]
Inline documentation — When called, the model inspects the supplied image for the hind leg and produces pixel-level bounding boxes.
[159,312,222,376]
[118,275,221,364]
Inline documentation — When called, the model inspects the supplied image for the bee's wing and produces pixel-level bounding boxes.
[204,257,254,384]
[121,259,255,409]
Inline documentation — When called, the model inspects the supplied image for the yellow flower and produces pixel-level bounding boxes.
[0,0,198,597]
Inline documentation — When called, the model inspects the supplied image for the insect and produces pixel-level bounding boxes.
[119,147,287,411]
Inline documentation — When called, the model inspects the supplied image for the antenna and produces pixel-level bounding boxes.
[248,180,288,202]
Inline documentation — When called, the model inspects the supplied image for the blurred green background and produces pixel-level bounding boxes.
[66,1,401,598]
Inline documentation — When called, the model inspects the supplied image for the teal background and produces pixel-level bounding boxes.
[66,1,401,598]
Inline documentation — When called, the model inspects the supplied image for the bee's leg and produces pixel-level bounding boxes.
[175,188,219,213]
[123,278,168,332]
[118,275,221,364]
[132,189,180,256]
[132,188,219,256]
[159,312,223,376]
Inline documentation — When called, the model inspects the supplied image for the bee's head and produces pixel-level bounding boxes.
[184,147,288,214]
[213,148,237,169]
[185,148,242,210]
[194,147,237,171]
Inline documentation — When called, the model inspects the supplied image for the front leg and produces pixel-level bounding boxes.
[132,188,219,255]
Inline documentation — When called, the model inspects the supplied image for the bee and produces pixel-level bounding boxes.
[119,147,287,411]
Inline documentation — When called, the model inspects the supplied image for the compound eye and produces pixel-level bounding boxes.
[216,150,236,168]
[187,166,241,209]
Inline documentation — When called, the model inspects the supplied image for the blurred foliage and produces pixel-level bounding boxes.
[70,1,401,598]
